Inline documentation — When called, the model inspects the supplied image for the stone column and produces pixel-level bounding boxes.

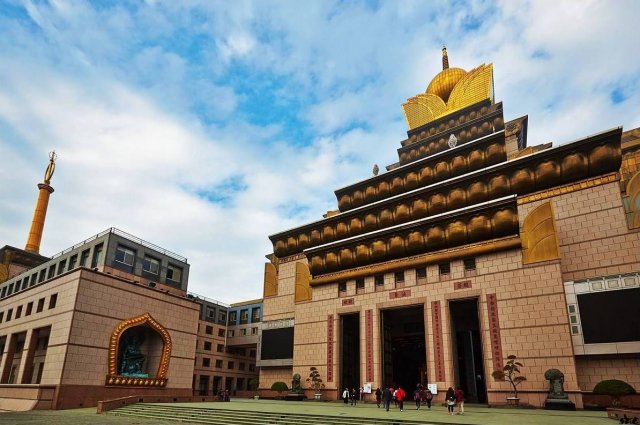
[18,328,38,384]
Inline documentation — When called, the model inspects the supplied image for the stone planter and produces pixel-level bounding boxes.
[507,397,520,406]
[314,393,322,400]
[253,395,260,400]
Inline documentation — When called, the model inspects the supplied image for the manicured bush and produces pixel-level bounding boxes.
[271,381,289,398]
[593,380,636,406]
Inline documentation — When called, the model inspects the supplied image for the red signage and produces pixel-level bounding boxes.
[431,300,445,381]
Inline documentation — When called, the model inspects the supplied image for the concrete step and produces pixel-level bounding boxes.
[109,403,447,425]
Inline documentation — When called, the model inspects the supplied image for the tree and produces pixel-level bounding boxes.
[306,367,325,394]
[491,355,527,399]
[593,379,636,407]
[270,381,288,399]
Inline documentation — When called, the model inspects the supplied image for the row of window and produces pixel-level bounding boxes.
[204,325,226,337]
[200,342,256,358]
[0,293,57,324]
[0,244,104,300]
[228,307,261,325]
[200,358,255,371]
[205,307,228,325]
[338,258,477,295]
[114,245,183,282]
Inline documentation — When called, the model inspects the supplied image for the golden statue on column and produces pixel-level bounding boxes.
[25,151,57,254]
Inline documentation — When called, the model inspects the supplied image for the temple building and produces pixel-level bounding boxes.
[0,157,260,410]
[258,48,640,407]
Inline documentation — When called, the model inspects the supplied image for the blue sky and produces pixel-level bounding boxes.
[0,0,639,302]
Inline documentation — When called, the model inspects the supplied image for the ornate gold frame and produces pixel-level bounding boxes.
[106,313,172,387]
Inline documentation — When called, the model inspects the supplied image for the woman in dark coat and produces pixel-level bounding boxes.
[375,387,382,408]
[445,387,456,415]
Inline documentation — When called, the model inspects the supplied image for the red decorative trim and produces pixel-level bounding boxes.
[365,310,374,382]
[453,280,472,290]
[431,301,445,381]
[327,314,334,382]
[389,289,411,299]
[486,293,504,378]
[342,298,354,306]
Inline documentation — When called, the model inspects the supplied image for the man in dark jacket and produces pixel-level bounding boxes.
[382,385,393,411]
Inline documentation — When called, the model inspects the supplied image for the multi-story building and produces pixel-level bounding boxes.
[258,48,640,407]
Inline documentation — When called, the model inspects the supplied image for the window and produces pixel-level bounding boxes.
[249,364,256,372]
[80,249,90,267]
[217,344,224,353]
[0,311,3,323]
[91,243,104,268]
[36,298,45,313]
[239,362,245,371]
[38,269,46,283]
[0,287,5,298]
[202,358,210,367]
[30,274,37,286]
[218,328,225,337]
[251,327,258,335]
[49,293,57,309]
[16,306,22,319]
[438,262,450,278]
[229,311,237,325]
[228,330,234,337]
[250,349,256,358]
[204,341,212,351]
[374,275,384,291]
[205,326,213,335]
[251,307,261,323]
[227,361,234,370]
[356,278,365,294]
[215,360,223,368]
[240,309,248,325]
[26,302,33,316]
[68,254,77,271]
[142,255,160,275]
[207,308,215,319]
[6,309,12,321]
[57,260,67,275]
[47,265,55,279]
[8,283,13,295]
[241,328,247,336]
[416,267,427,280]
[166,264,182,282]
[464,258,476,276]
[115,246,135,266]
[218,311,227,324]
[394,271,404,283]
[21,278,28,290]
[338,281,347,296]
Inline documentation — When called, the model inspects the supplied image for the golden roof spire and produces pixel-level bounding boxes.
[44,150,57,184]
[442,46,449,70]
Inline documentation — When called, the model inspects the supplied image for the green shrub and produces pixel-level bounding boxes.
[271,381,289,398]
[593,380,636,406]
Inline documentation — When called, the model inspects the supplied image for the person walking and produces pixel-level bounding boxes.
[445,387,456,415]
[360,386,365,403]
[383,385,392,411]
[342,387,349,405]
[350,387,357,406]
[455,387,465,415]
[424,387,433,410]
[414,386,422,410]
[375,387,382,408]
[396,386,406,412]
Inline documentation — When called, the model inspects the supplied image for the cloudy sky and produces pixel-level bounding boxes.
[0,0,639,303]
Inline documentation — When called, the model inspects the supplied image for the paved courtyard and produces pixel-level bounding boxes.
[0,399,612,425]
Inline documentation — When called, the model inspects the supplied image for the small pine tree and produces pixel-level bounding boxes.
[306,367,325,393]
[492,355,527,399]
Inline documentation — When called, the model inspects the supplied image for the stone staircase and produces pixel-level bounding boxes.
[108,403,451,424]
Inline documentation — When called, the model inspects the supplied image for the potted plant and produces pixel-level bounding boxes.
[248,378,260,399]
[306,367,325,400]
[271,381,288,399]
[492,355,527,405]
[593,379,636,407]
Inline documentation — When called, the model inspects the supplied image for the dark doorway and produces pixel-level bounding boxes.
[340,313,360,395]
[381,306,426,390]
[449,298,487,403]
[198,375,209,395]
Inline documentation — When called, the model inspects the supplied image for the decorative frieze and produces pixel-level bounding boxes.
[365,309,374,382]
[431,301,445,382]
[486,293,504,378]
[327,314,334,382]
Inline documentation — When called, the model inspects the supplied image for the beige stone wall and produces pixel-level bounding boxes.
[575,357,640,391]
[66,269,199,390]
[259,366,293,392]
[261,257,298,322]
[518,180,640,282]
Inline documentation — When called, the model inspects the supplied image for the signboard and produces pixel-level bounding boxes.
[427,383,438,394]
[363,383,372,394]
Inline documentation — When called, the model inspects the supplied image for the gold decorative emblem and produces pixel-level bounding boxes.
[294,262,312,302]
[521,201,561,264]
[263,262,278,297]
[106,313,172,387]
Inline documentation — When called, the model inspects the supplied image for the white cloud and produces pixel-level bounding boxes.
[0,0,639,303]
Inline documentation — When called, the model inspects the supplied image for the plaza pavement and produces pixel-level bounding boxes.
[0,398,612,425]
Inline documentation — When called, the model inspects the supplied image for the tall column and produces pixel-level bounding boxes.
[18,328,37,384]
[0,333,18,383]
[25,151,57,254]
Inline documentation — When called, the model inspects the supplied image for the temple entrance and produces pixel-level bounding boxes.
[449,298,487,403]
[118,326,163,377]
[339,313,360,395]
[381,306,426,390]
